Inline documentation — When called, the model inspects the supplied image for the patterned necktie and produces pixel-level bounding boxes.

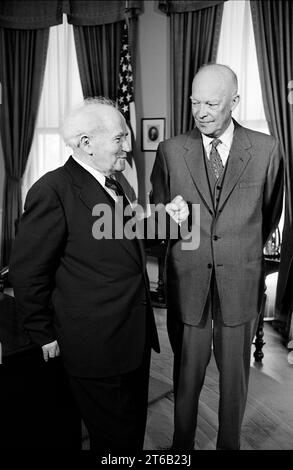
[105,176,126,198]
[105,176,133,224]
[210,138,224,180]
[105,177,140,252]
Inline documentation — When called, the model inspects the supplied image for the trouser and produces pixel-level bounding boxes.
[68,348,151,454]
[168,276,259,450]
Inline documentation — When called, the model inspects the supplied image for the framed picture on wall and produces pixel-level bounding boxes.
[141,118,165,151]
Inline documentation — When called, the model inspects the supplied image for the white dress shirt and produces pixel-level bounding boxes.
[72,156,118,201]
[201,120,235,167]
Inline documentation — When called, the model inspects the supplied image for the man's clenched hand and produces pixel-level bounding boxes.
[166,195,189,225]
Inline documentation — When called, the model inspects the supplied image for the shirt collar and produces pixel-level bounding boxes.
[72,155,107,187]
[201,120,234,152]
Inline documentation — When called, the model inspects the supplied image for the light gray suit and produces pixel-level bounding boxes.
[150,120,283,449]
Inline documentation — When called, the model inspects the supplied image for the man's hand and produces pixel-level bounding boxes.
[166,195,189,224]
[42,340,60,362]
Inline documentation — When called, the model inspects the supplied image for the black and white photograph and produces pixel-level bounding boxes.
[0,0,293,460]
[141,118,165,151]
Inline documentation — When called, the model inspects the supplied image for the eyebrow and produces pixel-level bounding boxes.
[114,131,128,138]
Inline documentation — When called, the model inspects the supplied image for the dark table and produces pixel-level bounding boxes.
[0,292,82,449]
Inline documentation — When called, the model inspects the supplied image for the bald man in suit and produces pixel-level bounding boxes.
[151,64,283,450]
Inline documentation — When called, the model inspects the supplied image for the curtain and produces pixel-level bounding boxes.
[71,0,141,100]
[0,0,141,28]
[158,0,225,14]
[0,27,49,266]
[69,0,141,98]
[21,17,84,204]
[250,1,293,333]
[73,21,122,99]
[67,0,141,25]
[217,0,268,134]
[161,1,224,136]
[0,0,62,29]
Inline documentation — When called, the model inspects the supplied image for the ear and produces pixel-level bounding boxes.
[231,94,240,111]
[79,135,92,155]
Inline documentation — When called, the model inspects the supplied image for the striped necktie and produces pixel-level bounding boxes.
[105,176,126,198]
[105,176,134,225]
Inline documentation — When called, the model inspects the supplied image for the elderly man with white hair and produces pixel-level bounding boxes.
[9,98,188,453]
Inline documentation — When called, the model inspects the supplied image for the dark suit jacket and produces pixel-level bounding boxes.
[151,121,283,327]
[9,157,159,378]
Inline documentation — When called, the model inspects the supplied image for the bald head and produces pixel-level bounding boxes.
[194,64,238,96]
[190,63,239,137]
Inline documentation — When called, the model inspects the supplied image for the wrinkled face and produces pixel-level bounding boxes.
[86,110,130,176]
[190,71,239,138]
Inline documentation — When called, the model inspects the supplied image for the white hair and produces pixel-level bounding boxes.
[61,97,120,149]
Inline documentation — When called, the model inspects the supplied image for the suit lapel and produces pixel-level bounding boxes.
[64,157,142,268]
[217,123,252,212]
[182,129,215,214]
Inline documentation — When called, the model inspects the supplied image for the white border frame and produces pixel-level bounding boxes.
[141,118,165,151]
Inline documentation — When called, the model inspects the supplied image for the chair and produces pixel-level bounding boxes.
[253,228,281,362]
[0,265,82,449]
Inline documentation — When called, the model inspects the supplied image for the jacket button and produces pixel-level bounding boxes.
[207,263,213,269]
[213,235,219,241]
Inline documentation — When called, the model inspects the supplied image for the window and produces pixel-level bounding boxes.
[217,0,269,134]
[21,16,83,204]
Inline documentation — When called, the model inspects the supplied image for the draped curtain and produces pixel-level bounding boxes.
[73,22,122,99]
[158,0,225,136]
[70,2,141,101]
[250,1,293,335]
[0,25,50,266]
[0,0,62,266]
[21,17,84,205]
[217,0,268,134]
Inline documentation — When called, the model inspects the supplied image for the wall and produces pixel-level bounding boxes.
[135,0,169,207]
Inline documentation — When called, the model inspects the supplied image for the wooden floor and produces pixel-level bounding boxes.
[144,307,293,451]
